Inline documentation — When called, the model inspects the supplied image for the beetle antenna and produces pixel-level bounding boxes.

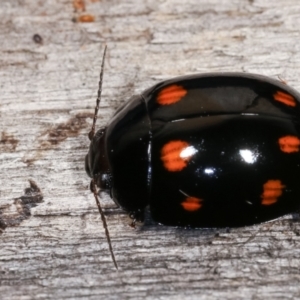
[88,44,107,141]
[90,178,118,269]
[88,45,118,269]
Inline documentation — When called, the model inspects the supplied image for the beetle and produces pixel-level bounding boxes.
[85,46,300,267]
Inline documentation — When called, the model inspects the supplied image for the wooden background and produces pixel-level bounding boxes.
[1,0,300,299]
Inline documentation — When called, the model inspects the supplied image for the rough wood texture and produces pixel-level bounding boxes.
[1,0,300,299]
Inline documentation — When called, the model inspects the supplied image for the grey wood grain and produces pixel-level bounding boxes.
[1,0,300,299]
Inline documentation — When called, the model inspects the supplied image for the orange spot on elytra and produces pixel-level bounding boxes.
[278,135,300,153]
[161,140,193,171]
[181,197,203,212]
[157,85,187,105]
[273,91,296,107]
[261,179,285,206]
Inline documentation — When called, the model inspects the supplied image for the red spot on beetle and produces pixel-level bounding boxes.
[261,180,285,206]
[157,85,187,105]
[278,136,300,153]
[273,91,296,107]
[181,197,203,212]
[161,140,194,171]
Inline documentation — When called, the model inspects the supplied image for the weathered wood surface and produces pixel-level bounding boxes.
[1,0,300,299]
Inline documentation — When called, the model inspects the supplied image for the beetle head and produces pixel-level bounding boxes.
[85,127,112,191]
